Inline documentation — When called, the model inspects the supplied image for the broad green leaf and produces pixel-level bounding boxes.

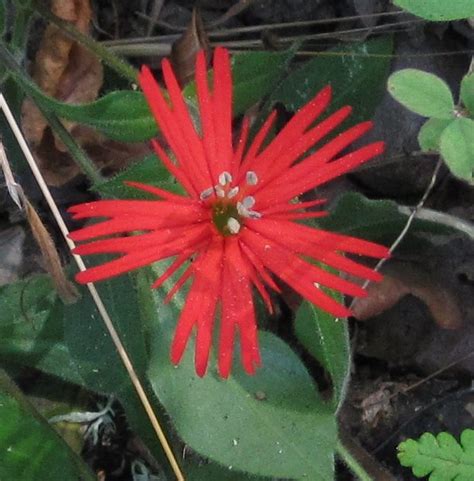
[318,192,456,249]
[185,458,271,481]
[394,0,474,21]
[0,274,82,384]
[398,430,474,481]
[388,69,455,119]
[271,37,393,124]
[184,49,295,117]
[418,118,453,151]
[460,73,474,115]
[294,300,350,410]
[439,117,474,182]
[94,154,183,199]
[0,370,95,480]
[146,274,337,480]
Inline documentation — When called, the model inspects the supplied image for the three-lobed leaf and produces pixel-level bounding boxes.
[394,0,474,21]
[439,117,474,182]
[398,430,474,481]
[388,69,455,119]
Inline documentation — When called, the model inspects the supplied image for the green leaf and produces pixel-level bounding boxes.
[271,36,393,124]
[440,117,474,182]
[398,430,474,481]
[317,192,456,249]
[294,300,350,410]
[0,370,95,480]
[460,73,474,115]
[418,118,453,151]
[183,49,295,118]
[146,274,336,480]
[94,154,182,199]
[0,274,82,384]
[393,0,474,21]
[231,49,295,115]
[388,69,455,119]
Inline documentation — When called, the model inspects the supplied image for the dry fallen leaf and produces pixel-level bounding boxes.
[352,262,463,330]
[21,0,104,184]
[170,8,210,86]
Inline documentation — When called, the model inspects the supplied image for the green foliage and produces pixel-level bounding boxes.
[418,118,452,151]
[94,154,182,199]
[398,430,474,481]
[461,73,474,114]
[271,36,393,126]
[439,118,474,182]
[0,1,5,37]
[0,370,95,480]
[393,0,474,21]
[388,68,474,183]
[294,299,350,410]
[388,69,455,119]
[145,267,336,480]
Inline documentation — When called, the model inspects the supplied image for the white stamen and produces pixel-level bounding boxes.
[247,210,262,219]
[199,187,214,201]
[215,185,225,198]
[242,196,255,209]
[227,217,241,234]
[237,202,247,217]
[218,171,232,186]
[313,282,321,289]
[227,186,240,199]
[246,171,258,185]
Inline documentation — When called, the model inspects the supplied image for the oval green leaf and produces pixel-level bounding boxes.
[461,73,474,115]
[294,300,350,410]
[0,370,95,480]
[394,0,474,21]
[418,118,453,151]
[440,117,474,182]
[388,69,455,119]
[146,280,336,480]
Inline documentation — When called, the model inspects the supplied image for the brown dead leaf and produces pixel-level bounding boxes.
[170,8,210,86]
[25,198,79,304]
[353,262,463,330]
[21,0,104,182]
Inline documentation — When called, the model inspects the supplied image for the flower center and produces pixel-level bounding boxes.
[201,170,262,236]
[212,201,241,236]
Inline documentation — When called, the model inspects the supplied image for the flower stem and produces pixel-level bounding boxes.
[336,438,375,481]
[31,0,138,83]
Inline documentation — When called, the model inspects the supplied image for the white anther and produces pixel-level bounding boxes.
[227,217,241,234]
[199,187,214,201]
[215,185,225,198]
[313,282,321,289]
[242,196,255,209]
[246,171,258,185]
[247,210,262,219]
[218,171,232,186]
[227,186,240,199]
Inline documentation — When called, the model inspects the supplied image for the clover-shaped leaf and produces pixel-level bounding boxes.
[398,430,474,481]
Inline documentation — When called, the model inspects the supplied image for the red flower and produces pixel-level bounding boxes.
[69,47,389,378]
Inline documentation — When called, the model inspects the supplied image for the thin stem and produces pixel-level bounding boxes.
[0,41,103,185]
[336,439,374,481]
[31,0,137,82]
[0,93,185,481]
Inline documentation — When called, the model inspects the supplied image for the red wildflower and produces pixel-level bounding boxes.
[69,47,389,378]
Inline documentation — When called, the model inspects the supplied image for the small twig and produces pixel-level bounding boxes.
[146,0,165,37]
[351,156,443,308]
[0,94,185,481]
[207,0,256,28]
